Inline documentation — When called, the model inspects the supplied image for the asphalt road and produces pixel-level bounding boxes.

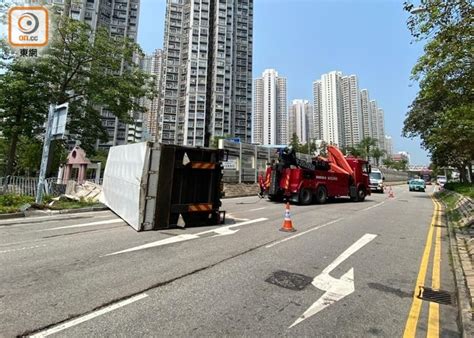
[0,185,460,337]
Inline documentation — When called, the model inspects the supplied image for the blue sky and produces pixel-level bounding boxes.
[138,0,429,165]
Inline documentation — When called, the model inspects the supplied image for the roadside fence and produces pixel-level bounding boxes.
[219,140,408,184]
[0,176,102,197]
[219,140,313,184]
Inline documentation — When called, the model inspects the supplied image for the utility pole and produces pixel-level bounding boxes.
[36,104,55,204]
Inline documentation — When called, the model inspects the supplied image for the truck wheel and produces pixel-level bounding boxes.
[315,186,328,204]
[299,188,312,205]
[357,187,366,202]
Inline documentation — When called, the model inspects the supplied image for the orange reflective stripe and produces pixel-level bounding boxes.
[188,203,213,212]
[191,162,216,169]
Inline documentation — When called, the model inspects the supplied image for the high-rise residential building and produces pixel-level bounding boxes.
[139,49,163,141]
[384,135,393,157]
[253,69,287,145]
[369,100,379,143]
[341,75,362,147]
[42,0,141,149]
[159,0,253,147]
[360,89,372,139]
[289,99,311,144]
[312,80,322,140]
[320,71,344,146]
[377,108,385,149]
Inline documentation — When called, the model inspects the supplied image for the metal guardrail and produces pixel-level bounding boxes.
[219,140,316,184]
[0,176,102,197]
[219,140,408,184]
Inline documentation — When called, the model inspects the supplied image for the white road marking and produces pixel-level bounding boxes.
[265,219,343,249]
[226,213,249,221]
[29,293,148,337]
[361,201,385,211]
[289,233,378,328]
[0,244,46,254]
[42,219,124,231]
[0,211,112,226]
[105,218,268,256]
[248,207,266,212]
[106,234,200,256]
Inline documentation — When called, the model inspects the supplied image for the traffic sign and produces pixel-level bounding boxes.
[226,138,240,143]
[51,103,68,137]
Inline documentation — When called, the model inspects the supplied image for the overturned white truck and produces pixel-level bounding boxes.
[100,142,226,231]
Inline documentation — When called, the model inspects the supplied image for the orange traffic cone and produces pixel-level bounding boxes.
[280,202,296,232]
[388,186,394,198]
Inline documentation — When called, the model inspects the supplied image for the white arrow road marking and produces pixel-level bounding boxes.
[105,218,268,256]
[210,228,240,237]
[289,233,377,329]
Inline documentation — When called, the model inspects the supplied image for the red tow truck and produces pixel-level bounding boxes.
[261,146,371,205]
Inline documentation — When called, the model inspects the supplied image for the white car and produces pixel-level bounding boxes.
[369,169,384,193]
[436,175,447,186]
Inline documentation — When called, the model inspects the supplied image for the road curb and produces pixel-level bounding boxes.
[0,205,109,221]
[438,195,474,337]
[0,212,25,220]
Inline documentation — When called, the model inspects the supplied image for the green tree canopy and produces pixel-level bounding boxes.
[0,14,154,175]
[402,0,474,181]
[371,148,386,167]
[289,133,300,152]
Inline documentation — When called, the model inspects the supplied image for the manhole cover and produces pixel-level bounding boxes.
[418,286,454,305]
[265,270,313,291]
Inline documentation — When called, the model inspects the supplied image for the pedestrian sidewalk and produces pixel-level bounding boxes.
[441,191,474,336]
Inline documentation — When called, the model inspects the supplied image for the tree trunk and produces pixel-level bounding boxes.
[5,130,19,176]
[457,165,467,183]
[464,161,472,183]
[63,0,72,18]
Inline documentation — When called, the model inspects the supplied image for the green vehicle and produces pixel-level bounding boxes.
[409,179,426,192]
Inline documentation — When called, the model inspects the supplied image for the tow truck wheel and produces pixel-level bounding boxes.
[315,186,328,204]
[299,188,312,205]
[357,187,366,202]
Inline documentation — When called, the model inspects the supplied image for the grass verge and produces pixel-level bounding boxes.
[444,182,474,199]
[437,190,465,228]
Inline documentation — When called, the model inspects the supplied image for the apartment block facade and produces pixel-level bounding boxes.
[341,75,362,147]
[139,49,163,141]
[159,0,253,147]
[312,80,322,141]
[360,89,372,139]
[320,71,344,146]
[289,99,312,144]
[253,69,287,145]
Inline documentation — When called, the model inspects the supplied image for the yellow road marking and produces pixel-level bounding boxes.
[403,196,438,338]
[428,200,442,337]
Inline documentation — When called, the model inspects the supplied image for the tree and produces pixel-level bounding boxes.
[0,14,154,176]
[289,133,300,152]
[0,60,49,176]
[356,137,378,161]
[346,146,363,158]
[402,0,474,182]
[36,16,155,153]
[371,148,386,167]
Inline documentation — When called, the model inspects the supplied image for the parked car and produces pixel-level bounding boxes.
[369,168,384,193]
[409,179,426,192]
[436,175,447,186]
